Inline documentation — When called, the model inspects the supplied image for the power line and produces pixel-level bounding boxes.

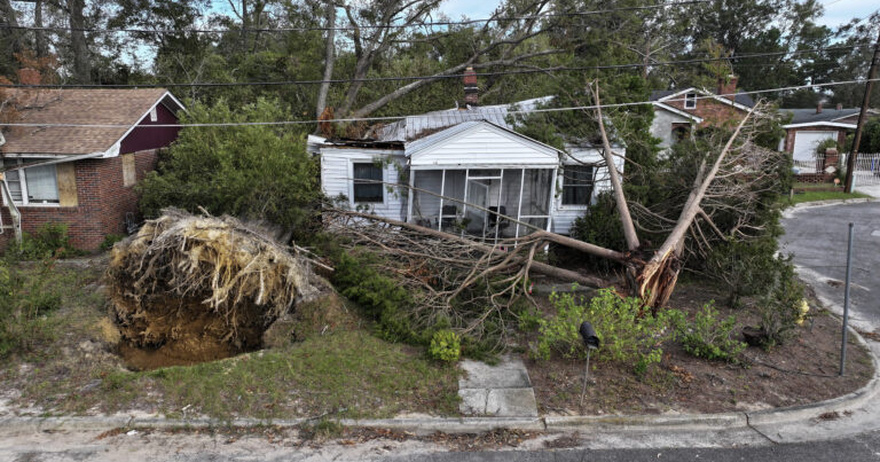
[0,43,871,90]
[2,1,709,35]
[2,78,876,129]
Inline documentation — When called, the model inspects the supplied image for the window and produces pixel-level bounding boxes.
[684,92,697,109]
[561,165,594,206]
[353,162,383,203]
[2,159,59,205]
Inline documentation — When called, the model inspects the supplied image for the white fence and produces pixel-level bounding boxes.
[848,153,880,187]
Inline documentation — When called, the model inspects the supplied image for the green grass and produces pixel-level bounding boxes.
[789,190,871,204]
[2,258,461,420]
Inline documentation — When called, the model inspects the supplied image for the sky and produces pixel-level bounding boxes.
[438,0,879,30]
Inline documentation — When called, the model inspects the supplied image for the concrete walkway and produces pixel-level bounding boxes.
[458,356,538,417]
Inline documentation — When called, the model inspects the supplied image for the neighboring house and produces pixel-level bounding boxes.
[0,88,184,251]
[779,104,878,170]
[313,82,624,237]
[649,76,755,150]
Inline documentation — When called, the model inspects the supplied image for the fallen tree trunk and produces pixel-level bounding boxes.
[330,209,618,289]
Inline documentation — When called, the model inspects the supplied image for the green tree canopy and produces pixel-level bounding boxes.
[138,97,322,238]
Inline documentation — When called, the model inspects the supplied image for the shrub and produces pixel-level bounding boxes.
[0,260,63,360]
[331,250,417,343]
[100,233,126,251]
[10,222,77,260]
[429,330,461,362]
[755,257,805,348]
[676,303,746,362]
[536,288,677,374]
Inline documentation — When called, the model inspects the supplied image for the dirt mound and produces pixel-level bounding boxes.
[106,208,323,369]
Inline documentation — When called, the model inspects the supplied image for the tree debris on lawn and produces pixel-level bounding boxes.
[106,208,325,367]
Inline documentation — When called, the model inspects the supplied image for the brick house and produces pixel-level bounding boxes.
[649,76,755,150]
[779,104,879,170]
[0,89,184,251]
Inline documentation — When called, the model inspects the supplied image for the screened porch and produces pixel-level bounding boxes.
[407,167,555,240]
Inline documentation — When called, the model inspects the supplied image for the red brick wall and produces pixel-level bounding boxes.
[663,96,749,130]
[0,149,159,252]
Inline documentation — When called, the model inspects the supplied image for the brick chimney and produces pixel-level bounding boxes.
[716,75,738,101]
[16,68,41,85]
[836,103,843,111]
[463,67,478,106]
[816,103,822,114]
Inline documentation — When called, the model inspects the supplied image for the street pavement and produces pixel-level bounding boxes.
[780,200,880,331]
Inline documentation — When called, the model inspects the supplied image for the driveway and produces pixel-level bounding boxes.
[780,201,880,331]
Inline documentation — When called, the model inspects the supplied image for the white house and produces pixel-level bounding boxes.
[314,96,624,238]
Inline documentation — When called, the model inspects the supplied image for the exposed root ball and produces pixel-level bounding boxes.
[106,208,321,363]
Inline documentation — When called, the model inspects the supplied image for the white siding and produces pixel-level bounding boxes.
[320,147,407,221]
[410,125,558,168]
[551,146,624,235]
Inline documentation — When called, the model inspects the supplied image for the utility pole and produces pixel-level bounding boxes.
[844,29,880,194]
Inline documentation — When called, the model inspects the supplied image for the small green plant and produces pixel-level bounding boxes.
[100,233,126,251]
[676,303,746,362]
[755,257,805,348]
[429,330,461,362]
[0,259,63,359]
[535,288,676,374]
[10,222,78,260]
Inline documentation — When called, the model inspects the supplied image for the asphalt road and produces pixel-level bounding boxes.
[780,201,880,330]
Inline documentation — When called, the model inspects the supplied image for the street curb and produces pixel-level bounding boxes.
[2,341,878,437]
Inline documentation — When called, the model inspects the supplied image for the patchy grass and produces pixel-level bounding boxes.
[789,189,871,204]
[2,258,460,420]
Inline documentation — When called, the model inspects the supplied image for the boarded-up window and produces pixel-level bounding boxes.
[122,153,136,187]
[57,163,78,207]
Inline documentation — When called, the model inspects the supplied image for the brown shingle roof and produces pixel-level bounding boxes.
[1,88,172,156]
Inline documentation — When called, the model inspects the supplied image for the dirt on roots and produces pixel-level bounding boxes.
[105,208,325,370]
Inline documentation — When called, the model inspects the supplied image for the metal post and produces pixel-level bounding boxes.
[840,222,854,376]
[579,349,591,408]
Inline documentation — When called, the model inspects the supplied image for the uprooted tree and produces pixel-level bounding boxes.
[324,83,788,350]
[107,208,326,363]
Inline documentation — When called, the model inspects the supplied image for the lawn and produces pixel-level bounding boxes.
[788,182,871,204]
[0,258,460,420]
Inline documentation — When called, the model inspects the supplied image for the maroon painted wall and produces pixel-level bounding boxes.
[119,103,180,154]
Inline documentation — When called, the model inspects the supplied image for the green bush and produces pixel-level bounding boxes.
[755,257,805,348]
[100,233,126,251]
[331,251,417,343]
[429,330,461,362]
[536,288,677,374]
[137,98,321,241]
[0,260,63,360]
[676,303,746,362]
[10,222,77,260]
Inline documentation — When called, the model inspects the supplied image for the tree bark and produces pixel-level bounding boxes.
[589,82,640,252]
[315,0,336,120]
[68,0,90,83]
[332,209,616,288]
[637,104,759,308]
[34,0,48,57]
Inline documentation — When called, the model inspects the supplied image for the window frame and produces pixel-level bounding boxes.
[684,92,697,109]
[352,162,384,204]
[2,159,60,207]
[560,164,594,207]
